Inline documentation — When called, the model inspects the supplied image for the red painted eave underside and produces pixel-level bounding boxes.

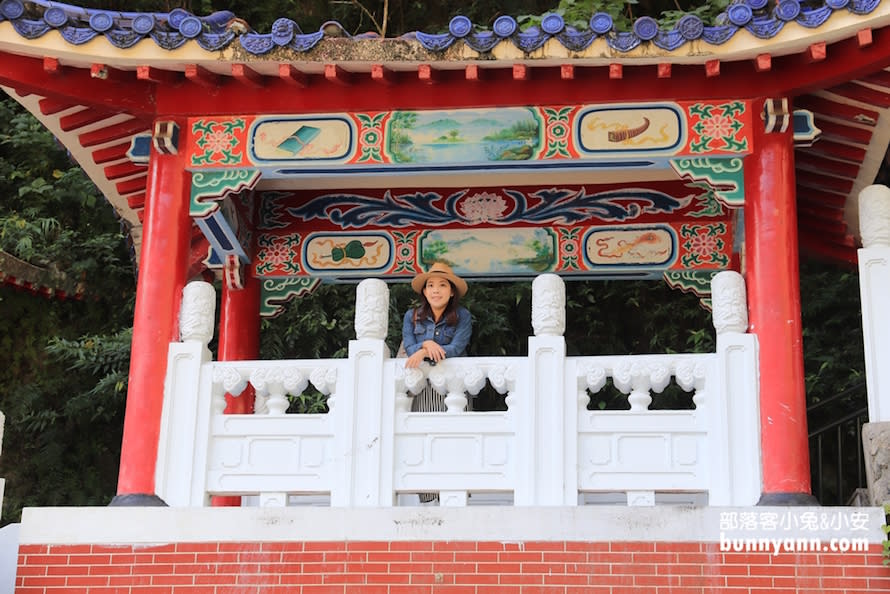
[1,25,890,114]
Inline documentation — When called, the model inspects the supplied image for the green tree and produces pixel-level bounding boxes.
[0,96,135,522]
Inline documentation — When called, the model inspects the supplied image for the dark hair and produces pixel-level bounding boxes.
[412,280,461,326]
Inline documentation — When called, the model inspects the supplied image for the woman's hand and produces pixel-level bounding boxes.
[404,341,447,368]
[421,340,446,363]
[405,349,428,369]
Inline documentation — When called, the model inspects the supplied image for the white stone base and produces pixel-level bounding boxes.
[18,506,887,545]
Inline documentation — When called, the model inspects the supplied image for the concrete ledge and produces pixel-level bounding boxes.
[19,506,887,545]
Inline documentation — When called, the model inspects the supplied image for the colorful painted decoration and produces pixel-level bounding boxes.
[584,227,675,267]
[275,186,693,229]
[303,234,393,274]
[190,118,249,167]
[179,104,747,304]
[576,105,684,155]
[663,269,720,311]
[260,277,322,318]
[185,102,752,177]
[385,108,542,163]
[418,228,556,275]
[686,102,749,154]
[251,117,353,162]
[792,109,821,147]
[253,182,734,282]
[670,158,745,207]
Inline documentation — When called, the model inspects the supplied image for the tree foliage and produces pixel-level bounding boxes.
[0,96,135,521]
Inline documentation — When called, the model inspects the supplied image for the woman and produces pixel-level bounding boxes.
[402,262,472,371]
[401,262,472,504]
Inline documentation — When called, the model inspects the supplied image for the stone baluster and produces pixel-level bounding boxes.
[612,361,670,411]
[858,184,890,504]
[578,364,607,411]
[211,366,245,415]
[489,365,518,410]
[674,359,707,409]
[250,367,307,415]
[309,366,338,411]
[428,364,486,413]
[402,367,428,402]
[393,366,413,412]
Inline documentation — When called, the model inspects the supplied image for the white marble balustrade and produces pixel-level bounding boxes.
[155,272,761,508]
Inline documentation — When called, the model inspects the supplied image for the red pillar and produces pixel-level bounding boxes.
[114,124,191,505]
[212,269,260,507]
[743,102,816,504]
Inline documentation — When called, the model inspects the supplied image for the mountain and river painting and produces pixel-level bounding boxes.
[420,228,555,275]
[388,108,541,164]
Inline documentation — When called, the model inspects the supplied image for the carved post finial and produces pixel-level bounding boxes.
[355,278,389,340]
[532,273,565,337]
[711,271,748,335]
[179,281,216,344]
[859,184,890,248]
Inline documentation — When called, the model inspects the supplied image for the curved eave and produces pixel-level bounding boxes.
[2,3,890,71]
[3,86,149,246]
[0,247,85,299]
[4,9,890,269]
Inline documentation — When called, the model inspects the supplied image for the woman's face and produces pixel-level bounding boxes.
[423,277,454,311]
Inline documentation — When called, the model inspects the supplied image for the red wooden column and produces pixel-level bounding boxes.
[212,269,260,507]
[113,121,191,505]
[743,101,816,504]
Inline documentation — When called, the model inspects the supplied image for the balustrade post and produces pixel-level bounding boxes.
[710,271,760,505]
[516,274,575,506]
[858,185,890,505]
[336,279,391,506]
[155,281,217,506]
[858,185,890,423]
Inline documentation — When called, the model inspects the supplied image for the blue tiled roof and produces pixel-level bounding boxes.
[0,0,882,54]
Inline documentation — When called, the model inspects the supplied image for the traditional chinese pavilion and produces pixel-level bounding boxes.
[2,0,890,592]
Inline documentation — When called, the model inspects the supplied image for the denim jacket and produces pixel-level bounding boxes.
[402,306,472,359]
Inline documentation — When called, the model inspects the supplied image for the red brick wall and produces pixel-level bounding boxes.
[16,541,890,593]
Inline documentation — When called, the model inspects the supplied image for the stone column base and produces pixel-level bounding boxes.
[862,421,890,505]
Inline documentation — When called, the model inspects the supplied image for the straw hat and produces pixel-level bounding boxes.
[411,262,468,297]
